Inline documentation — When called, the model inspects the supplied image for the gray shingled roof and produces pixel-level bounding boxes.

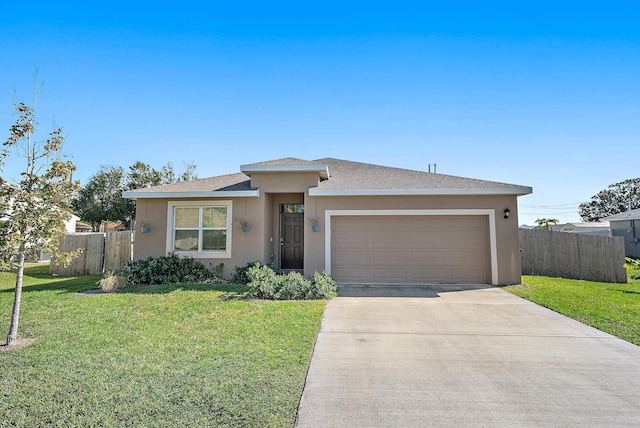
[123,172,253,196]
[123,158,532,198]
[242,157,324,167]
[603,208,640,221]
[313,158,530,193]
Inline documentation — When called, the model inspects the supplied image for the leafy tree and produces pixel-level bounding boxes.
[1,76,79,346]
[579,178,640,222]
[73,161,198,230]
[535,218,558,230]
[159,161,198,184]
[72,166,129,231]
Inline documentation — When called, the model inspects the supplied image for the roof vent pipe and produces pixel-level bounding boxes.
[428,163,437,174]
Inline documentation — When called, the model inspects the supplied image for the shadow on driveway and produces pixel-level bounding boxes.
[337,283,494,298]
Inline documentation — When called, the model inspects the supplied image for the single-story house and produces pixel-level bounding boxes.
[603,208,640,258]
[123,158,532,285]
[551,222,611,236]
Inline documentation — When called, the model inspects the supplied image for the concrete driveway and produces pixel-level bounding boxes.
[295,284,640,427]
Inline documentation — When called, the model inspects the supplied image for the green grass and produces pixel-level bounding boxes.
[506,268,640,346]
[0,264,326,427]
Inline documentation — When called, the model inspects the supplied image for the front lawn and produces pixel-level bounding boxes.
[0,264,326,427]
[506,271,640,346]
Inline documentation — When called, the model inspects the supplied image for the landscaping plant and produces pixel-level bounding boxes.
[246,262,337,300]
[232,261,275,284]
[120,253,224,285]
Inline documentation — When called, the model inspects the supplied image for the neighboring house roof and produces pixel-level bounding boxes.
[123,158,532,199]
[75,221,92,232]
[603,208,640,222]
[555,222,610,229]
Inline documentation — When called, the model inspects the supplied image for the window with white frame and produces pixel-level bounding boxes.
[167,201,232,257]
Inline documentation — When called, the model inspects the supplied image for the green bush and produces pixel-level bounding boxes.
[309,271,338,299]
[246,262,337,300]
[121,253,224,285]
[232,261,274,284]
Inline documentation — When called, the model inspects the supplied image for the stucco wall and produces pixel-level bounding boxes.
[250,172,320,193]
[133,192,523,285]
[133,196,268,278]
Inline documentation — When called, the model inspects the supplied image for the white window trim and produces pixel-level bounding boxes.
[324,209,499,285]
[166,200,232,258]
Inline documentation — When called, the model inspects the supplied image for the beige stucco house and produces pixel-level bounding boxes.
[123,158,532,285]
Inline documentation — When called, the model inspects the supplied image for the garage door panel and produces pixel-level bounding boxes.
[409,232,447,247]
[372,233,406,248]
[332,215,490,284]
[448,248,486,262]
[448,268,488,282]
[372,250,407,263]
[448,231,485,247]
[334,250,369,262]
[334,267,369,280]
[371,218,405,229]
[333,233,370,247]
[410,268,447,283]
[409,250,447,264]
[407,217,446,228]
[334,217,371,232]
[373,268,410,281]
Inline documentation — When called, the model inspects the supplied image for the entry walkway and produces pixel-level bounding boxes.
[295,284,640,427]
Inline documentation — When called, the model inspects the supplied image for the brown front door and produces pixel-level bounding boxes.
[280,211,304,270]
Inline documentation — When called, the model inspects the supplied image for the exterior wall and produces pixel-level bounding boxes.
[133,196,268,278]
[303,194,522,285]
[610,220,640,258]
[250,172,320,193]
[134,191,523,284]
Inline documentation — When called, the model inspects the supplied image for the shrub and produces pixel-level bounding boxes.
[121,253,223,285]
[625,257,640,269]
[246,263,337,300]
[96,272,125,292]
[232,261,274,284]
[309,271,337,299]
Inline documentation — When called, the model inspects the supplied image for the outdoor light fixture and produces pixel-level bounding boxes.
[503,208,511,219]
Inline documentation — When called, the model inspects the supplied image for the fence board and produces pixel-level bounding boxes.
[104,231,133,273]
[519,229,627,283]
[50,231,132,276]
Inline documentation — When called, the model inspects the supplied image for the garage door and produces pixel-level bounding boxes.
[331,215,490,284]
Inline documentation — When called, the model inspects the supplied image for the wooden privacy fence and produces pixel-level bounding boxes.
[519,229,627,283]
[50,231,133,276]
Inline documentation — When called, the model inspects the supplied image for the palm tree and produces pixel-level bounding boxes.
[535,218,559,230]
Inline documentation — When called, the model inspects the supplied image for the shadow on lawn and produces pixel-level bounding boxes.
[1,265,250,299]
[0,265,101,295]
[115,283,251,300]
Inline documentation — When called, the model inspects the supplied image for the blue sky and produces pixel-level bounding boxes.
[1,1,638,225]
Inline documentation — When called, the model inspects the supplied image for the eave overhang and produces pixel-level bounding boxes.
[240,164,330,179]
[308,187,533,196]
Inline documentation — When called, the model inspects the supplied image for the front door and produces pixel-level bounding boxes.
[280,205,304,270]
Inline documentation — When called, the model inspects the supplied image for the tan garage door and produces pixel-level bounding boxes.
[331,215,490,284]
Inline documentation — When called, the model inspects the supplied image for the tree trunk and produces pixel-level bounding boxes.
[6,250,25,346]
